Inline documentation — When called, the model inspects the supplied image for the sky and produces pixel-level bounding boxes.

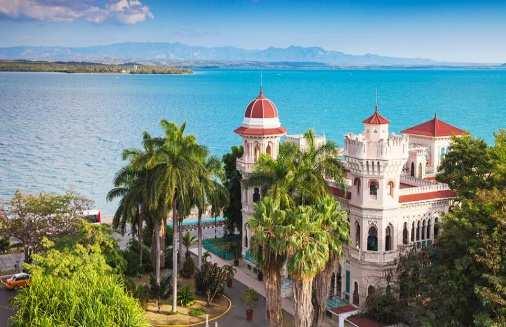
[0,0,505,63]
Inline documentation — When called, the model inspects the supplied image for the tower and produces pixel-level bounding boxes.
[234,88,286,256]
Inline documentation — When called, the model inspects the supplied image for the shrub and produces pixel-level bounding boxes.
[177,286,195,307]
[195,262,228,305]
[181,255,196,278]
[189,308,205,317]
[0,237,9,254]
[122,239,152,277]
[241,288,259,309]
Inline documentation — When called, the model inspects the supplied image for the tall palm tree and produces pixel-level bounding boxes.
[287,205,330,327]
[193,156,228,269]
[311,196,349,327]
[248,196,291,327]
[147,120,207,313]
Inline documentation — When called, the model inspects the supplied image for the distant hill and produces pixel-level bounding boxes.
[0,42,446,67]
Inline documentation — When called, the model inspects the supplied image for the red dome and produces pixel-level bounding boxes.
[363,107,390,125]
[244,89,279,119]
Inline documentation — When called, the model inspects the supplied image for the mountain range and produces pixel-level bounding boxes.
[0,42,498,67]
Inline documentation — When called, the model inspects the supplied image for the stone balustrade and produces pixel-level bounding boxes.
[346,245,399,264]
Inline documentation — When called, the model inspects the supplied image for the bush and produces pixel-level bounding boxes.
[122,239,152,277]
[177,286,195,307]
[189,308,205,317]
[0,237,9,254]
[181,255,196,278]
[195,262,228,305]
[10,246,148,327]
[364,289,403,324]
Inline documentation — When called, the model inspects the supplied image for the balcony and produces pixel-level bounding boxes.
[236,157,255,173]
[346,245,399,265]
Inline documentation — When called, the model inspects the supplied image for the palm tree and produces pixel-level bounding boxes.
[248,196,291,327]
[193,156,228,270]
[311,195,349,327]
[181,232,197,258]
[287,205,330,327]
[147,120,207,313]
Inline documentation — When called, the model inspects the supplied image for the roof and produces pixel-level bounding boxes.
[363,107,390,125]
[347,316,384,327]
[329,185,351,200]
[401,116,467,137]
[234,126,287,137]
[329,304,358,315]
[399,189,456,203]
[244,88,279,119]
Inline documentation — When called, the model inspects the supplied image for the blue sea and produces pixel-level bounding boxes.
[0,69,505,214]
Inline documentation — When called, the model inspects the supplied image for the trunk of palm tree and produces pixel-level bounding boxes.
[312,256,337,327]
[197,209,203,270]
[265,264,283,327]
[293,277,314,327]
[171,197,178,313]
[160,216,166,268]
[178,220,183,267]
[153,218,161,287]
[138,205,144,269]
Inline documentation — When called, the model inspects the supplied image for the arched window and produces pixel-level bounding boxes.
[385,225,392,251]
[411,222,415,242]
[427,219,431,239]
[354,178,361,195]
[369,180,378,197]
[253,187,260,203]
[366,161,370,173]
[416,221,420,241]
[244,228,248,248]
[418,163,423,178]
[388,181,395,197]
[410,162,415,177]
[371,161,375,173]
[377,161,381,173]
[422,220,426,240]
[254,143,261,162]
[367,226,378,251]
[353,282,359,305]
[403,222,408,245]
[355,222,361,249]
[266,143,272,157]
[434,218,439,238]
[367,285,376,303]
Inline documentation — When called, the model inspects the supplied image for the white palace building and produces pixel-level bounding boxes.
[234,88,467,312]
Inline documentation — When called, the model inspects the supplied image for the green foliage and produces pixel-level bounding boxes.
[189,308,206,317]
[10,245,148,327]
[222,145,244,235]
[364,288,404,325]
[181,255,196,278]
[181,232,197,257]
[0,237,9,254]
[122,239,152,277]
[0,59,191,74]
[195,261,228,304]
[177,286,195,307]
[241,288,259,309]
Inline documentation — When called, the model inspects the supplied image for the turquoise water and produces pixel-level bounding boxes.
[0,69,505,214]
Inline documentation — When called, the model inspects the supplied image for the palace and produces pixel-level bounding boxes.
[234,88,467,310]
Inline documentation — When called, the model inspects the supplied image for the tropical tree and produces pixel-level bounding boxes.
[287,204,330,327]
[181,231,197,258]
[146,120,207,313]
[312,195,349,327]
[248,196,291,327]
[222,145,244,237]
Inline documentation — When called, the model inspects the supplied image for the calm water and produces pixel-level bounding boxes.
[1,69,505,214]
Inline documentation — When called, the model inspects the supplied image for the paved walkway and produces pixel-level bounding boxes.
[0,254,23,275]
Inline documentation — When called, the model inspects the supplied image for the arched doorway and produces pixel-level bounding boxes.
[367,226,378,251]
[403,222,408,245]
[353,282,359,305]
[422,220,426,239]
[411,222,415,242]
[410,162,415,177]
[367,285,376,303]
[355,222,361,248]
[354,178,361,195]
[416,221,420,241]
[427,219,431,239]
[434,218,439,238]
[369,180,378,198]
[266,143,272,157]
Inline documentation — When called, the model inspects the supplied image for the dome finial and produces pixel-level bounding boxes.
[258,71,264,97]
[434,112,437,119]
[374,88,379,112]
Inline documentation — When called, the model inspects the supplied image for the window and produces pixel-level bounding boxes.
[354,178,361,195]
[367,285,376,303]
[416,221,420,241]
[367,226,378,251]
[410,162,415,177]
[427,219,431,239]
[388,181,395,197]
[434,218,439,238]
[418,163,423,178]
[253,187,260,203]
[369,180,378,197]
[254,143,260,162]
[385,225,392,251]
[355,222,361,248]
[266,143,272,157]
[411,222,415,242]
[244,228,248,248]
[422,220,426,240]
[403,222,408,245]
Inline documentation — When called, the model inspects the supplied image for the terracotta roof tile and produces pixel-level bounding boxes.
[363,109,390,125]
[234,126,286,137]
[399,190,456,203]
[401,117,467,137]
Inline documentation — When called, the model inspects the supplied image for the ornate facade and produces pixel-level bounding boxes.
[235,89,467,307]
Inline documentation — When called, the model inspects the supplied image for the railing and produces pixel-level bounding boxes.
[346,245,399,264]
[398,182,450,196]
[400,175,434,186]
[236,158,255,173]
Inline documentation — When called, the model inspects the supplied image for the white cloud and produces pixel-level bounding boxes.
[0,0,153,24]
